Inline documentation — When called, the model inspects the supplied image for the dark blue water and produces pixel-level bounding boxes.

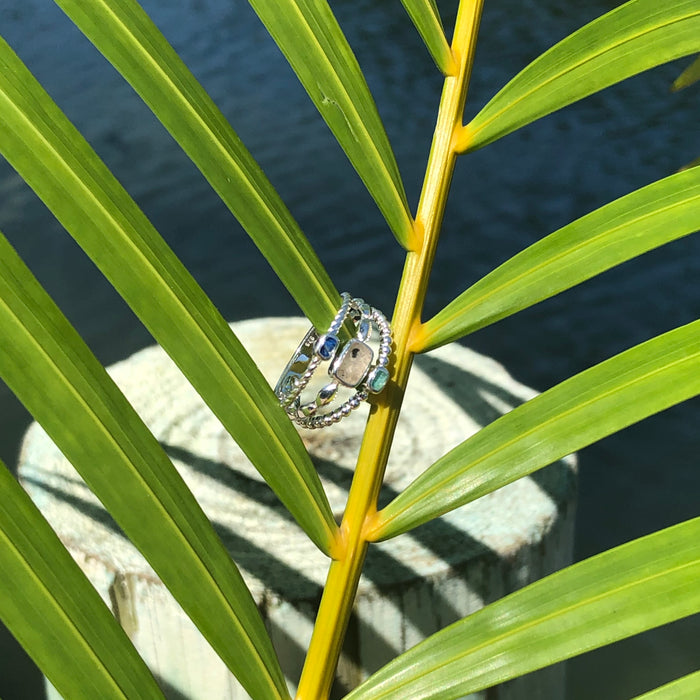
[1,1,698,698]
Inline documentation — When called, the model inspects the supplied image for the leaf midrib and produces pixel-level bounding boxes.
[428,187,700,337]
[91,0,333,306]
[263,0,409,222]
[0,75,332,545]
[469,8,699,140]
[0,524,136,699]
[369,553,699,699]
[0,286,282,696]
[382,341,700,528]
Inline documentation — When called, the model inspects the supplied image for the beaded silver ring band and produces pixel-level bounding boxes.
[275,293,392,429]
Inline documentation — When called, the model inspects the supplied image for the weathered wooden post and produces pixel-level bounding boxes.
[18,318,576,699]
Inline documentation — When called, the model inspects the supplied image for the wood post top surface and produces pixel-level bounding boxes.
[18,318,576,602]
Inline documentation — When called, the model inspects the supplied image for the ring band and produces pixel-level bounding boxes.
[275,293,392,429]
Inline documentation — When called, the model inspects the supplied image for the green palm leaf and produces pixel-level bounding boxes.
[0,233,288,700]
[53,0,339,330]
[632,670,700,699]
[0,461,164,700]
[673,54,700,90]
[418,166,700,351]
[457,0,700,152]
[398,0,455,74]
[369,320,700,540]
[346,518,700,700]
[0,35,337,553]
[245,0,414,247]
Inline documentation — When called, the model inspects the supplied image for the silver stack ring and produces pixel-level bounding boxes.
[274,293,392,429]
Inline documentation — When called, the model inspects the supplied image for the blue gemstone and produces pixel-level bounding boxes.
[358,319,371,340]
[316,334,339,360]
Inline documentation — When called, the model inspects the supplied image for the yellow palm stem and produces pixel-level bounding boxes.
[295,2,484,698]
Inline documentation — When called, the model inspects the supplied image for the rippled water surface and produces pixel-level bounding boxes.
[1,1,698,698]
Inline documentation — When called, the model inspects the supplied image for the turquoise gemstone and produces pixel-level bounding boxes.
[367,366,390,393]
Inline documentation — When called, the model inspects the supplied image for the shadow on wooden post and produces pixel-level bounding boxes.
[18,318,577,700]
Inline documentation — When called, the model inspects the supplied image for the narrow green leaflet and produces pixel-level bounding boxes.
[0,233,290,700]
[418,167,700,351]
[54,0,339,331]
[0,36,337,553]
[457,0,700,152]
[398,0,455,74]
[632,670,700,699]
[673,54,700,90]
[246,0,414,247]
[369,321,700,540]
[0,462,164,700]
[346,518,700,700]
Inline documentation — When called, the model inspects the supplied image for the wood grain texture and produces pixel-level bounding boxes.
[19,318,576,699]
